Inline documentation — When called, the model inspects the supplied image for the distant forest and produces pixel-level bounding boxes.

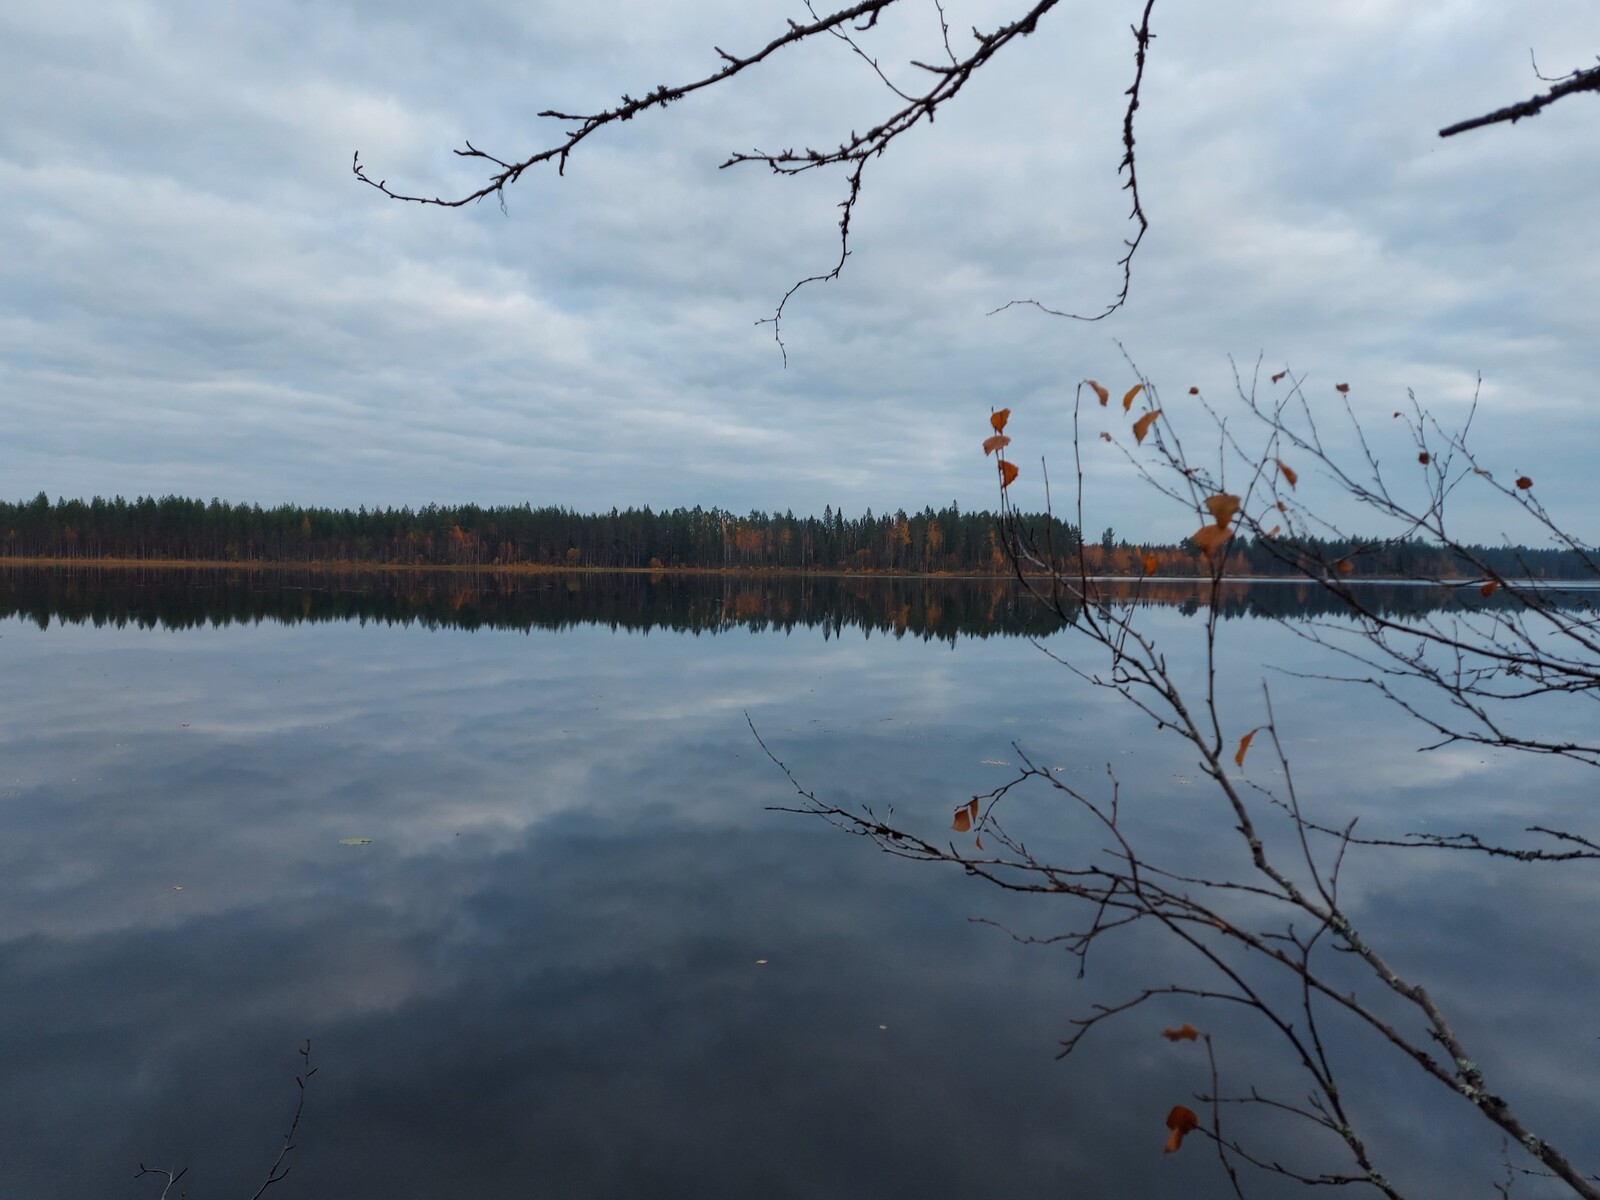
[0,493,1591,579]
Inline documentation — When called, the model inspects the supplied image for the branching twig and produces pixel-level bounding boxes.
[1440,59,1600,137]
[987,0,1157,322]
[137,1041,317,1200]
[356,0,1160,357]
[752,358,1600,1197]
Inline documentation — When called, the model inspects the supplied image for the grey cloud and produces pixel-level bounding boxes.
[1,1,1595,534]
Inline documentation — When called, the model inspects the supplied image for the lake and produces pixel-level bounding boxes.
[1,567,1595,1198]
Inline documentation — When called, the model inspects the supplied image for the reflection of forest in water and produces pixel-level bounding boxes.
[6,566,1595,640]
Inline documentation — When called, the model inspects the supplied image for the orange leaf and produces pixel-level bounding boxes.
[1276,501,1287,513]
[1203,493,1241,529]
[1516,476,1533,490]
[1122,383,1145,413]
[990,408,1011,433]
[1099,431,1113,442]
[1234,728,1259,768]
[1087,380,1109,407]
[999,460,1019,489]
[1188,386,1199,395]
[952,808,971,833]
[1275,459,1297,488]
[1161,1024,1200,1042]
[1271,370,1287,384]
[1418,452,1430,465]
[1336,383,1350,393]
[983,434,1012,456]
[1334,559,1354,575]
[1132,410,1161,445]
[1142,552,1159,576]
[975,835,984,850]
[1164,1105,1200,1154]
[1191,526,1233,557]
[1265,524,1280,537]
[1480,580,1500,597]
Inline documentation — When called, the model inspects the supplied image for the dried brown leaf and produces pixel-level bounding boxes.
[1234,728,1259,768]
[1191,526,1233,557]
[1164,1105,1200,1153]
[1203,493,1241,529]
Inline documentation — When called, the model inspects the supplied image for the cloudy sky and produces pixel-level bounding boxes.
[3,0,1595,540]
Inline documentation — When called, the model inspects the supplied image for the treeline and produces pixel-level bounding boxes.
[0,493,1053,573]
[0,493,1592,579]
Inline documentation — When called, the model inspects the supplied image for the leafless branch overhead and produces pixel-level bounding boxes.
[353,0,1157,355]
[1440,59,1600,137]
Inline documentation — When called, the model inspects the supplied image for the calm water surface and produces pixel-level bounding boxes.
[1,569,1595,1198]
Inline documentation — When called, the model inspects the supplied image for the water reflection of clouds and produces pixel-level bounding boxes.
[0,592,1596,1197]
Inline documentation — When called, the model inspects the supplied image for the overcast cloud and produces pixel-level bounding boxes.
[2,0,1595,540]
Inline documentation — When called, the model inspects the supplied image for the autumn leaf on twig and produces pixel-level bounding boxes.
[1164,1105,1199,1153]
[1203,494,1241,529]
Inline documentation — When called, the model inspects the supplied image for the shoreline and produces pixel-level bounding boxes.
[0,556,1022,580]
[2,557,1571,587]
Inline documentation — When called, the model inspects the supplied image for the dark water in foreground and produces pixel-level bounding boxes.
[1,569,1595,1198]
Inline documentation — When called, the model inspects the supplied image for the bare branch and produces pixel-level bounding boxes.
[353,1,901,207]
[987,0,1156,322]
[1440,59,1600,137]
[756,355,1600,1197]
[137,1041,317,1200]
[356,1,1161,357]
